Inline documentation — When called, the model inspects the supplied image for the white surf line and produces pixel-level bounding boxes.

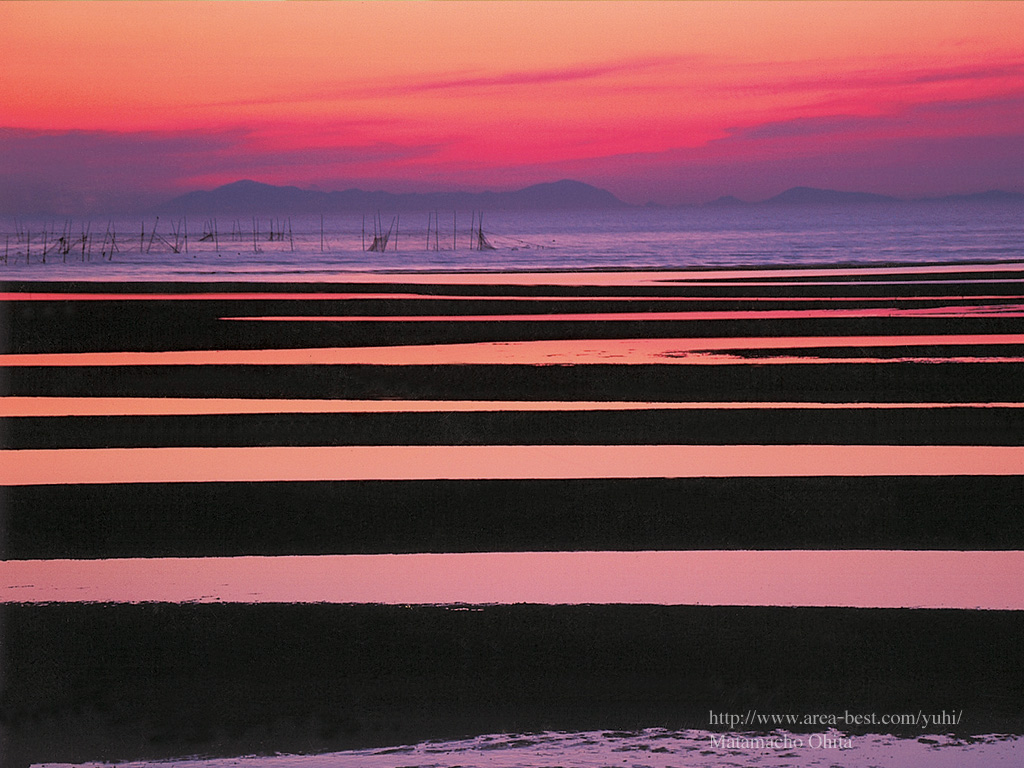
[3,551,1022,609]
[1,445,1021,486]
[4,397,1023,417]
[36,731,1023,768]
[3,334,1023,367]
[220,305,1024,322]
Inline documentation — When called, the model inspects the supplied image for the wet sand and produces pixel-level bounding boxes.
[1,263,1023,767]
[5,476,1022,556]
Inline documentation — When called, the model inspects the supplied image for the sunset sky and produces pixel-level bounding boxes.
[3,1,1024,212]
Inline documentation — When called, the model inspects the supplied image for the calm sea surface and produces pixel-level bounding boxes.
[1,202,1021,280]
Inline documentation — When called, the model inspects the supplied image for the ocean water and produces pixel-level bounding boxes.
[1,202,1021,280]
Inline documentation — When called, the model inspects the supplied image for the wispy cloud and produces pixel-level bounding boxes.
[3,48,1022,214]
[379,56,677,95]
[718,56,1024,98]
[204,56,681,109]
[722,90,1024,145]
[909,61,1024,85]
[0,127,451,214]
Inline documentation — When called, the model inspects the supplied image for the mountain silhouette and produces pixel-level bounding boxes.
[762,187,899,205]
[158,179,630,214]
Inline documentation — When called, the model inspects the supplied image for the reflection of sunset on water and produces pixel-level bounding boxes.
[3,551,1023,609]
[2,334,1023,367]
[2,444,1022,486]
[4,291,1024,303]
[221,304,1024,322]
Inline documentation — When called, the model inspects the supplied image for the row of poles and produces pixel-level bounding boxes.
[2,212,496,264]
[368,210,494,252]
[3,220,123,264]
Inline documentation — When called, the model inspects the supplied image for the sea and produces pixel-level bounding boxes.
[1,200,1021,279]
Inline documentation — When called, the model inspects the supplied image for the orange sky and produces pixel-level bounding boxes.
[2,1,1024,210]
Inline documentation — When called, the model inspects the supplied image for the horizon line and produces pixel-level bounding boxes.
[4,178,1024,219]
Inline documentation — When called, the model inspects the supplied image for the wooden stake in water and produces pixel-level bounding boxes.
[453,211,457,251]
[395,214,400,251]
[288,217,294,251]
[320,214,324,252]
[184,215,189,255]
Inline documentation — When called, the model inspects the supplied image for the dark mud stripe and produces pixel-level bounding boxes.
[2,603,1022,768]
[10,397,1020,416]
[8,362,1024,401]
[5,476,1022,557]
[7,298,1024,353]
[8,279,1024,302]
[6,407,1024,449]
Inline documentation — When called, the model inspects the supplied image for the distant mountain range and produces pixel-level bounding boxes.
[707,187,900,206]
[157,179,1024,214]
[707,186,1024,206]
[158,179,629,214]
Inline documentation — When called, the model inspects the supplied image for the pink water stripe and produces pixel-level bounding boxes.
[221,304,1024,322]
[3,291,1022,303]
[1,445,1021,486]
[3,397,1022,417]
[3,335,1023,367]
[3,551,1022,609]
[10,265,1017,288]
